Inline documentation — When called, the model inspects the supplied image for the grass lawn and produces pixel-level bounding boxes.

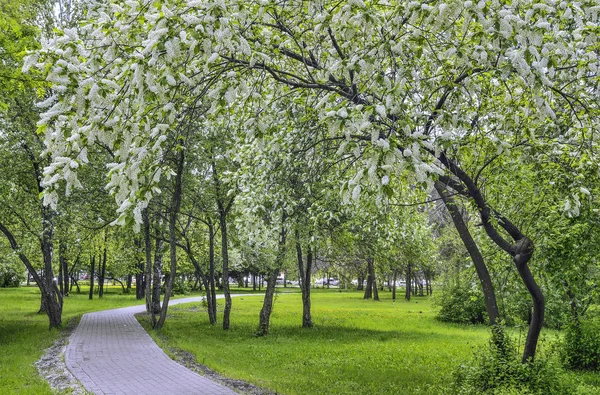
[143,290,492,395]
[4,286,598,394]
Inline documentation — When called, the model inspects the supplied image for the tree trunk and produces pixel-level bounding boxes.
[144,208,152,311]
[434,181,498,325]
[257,268,278,336]
[62,243,69,296]
[71,277,80,293]
[0,221,62,329]
[183,235,216,325]
[41,208,62,328]
[98,241,107,298]
[219,210,232,330]
[295,229,313,328]
[59,240,69,297]
[513,237,543,363]
[371,260,379,301]
[151,238,163,325]
[363,262,373,299]
[208,221,217,325]
[257,224,287,336]
[364,258,377,300]
[212,153,234,330]
[89,255,95,300]
[405,263,411,302]
[200,272,215,324]
[392,269,397,301]
[156,146,184,330]
[135,267,144,299]
[58,251,64,296]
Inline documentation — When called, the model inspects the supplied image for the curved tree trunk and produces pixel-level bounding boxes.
[438,152,544,362]
[1,221,62,329]
[513,237,543,363]
[257,268,279,336]
[435,181,499,325]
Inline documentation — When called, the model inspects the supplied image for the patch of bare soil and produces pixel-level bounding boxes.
[35,317,90,395]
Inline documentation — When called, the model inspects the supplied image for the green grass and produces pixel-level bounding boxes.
[4,286,598,394]
[142,291,492,395]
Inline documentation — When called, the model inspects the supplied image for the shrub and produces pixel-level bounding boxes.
[171,280,191,296]
[453,325,577,395]
[0,266,24,287]
[500,285,568,330]
[561,317,600,371]
[436,283,487,324]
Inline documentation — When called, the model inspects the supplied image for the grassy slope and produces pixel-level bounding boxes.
[145,290,491,395]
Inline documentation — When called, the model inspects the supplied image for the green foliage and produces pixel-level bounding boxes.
[453,325,578,395]
[561,317,600,371]
[0,258,24,287]
[436,282,487,325]
[171,280,191,296]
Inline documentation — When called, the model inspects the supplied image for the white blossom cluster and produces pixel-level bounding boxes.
[30,0,600,224]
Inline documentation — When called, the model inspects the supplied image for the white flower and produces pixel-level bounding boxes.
[337,108,348,119]
[381,175,390,185]
[352,185,362,201]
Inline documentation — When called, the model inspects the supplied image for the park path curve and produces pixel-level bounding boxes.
[65,295,244,395]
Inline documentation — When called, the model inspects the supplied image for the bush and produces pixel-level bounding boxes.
[171,281,191,296]
[0,266,24,287]
[500,285,568,330]
[453,325,577,395]
[561,317,600,371]
[436,283,487,324]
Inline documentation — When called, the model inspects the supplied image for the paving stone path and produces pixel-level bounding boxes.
[65,295,242,395]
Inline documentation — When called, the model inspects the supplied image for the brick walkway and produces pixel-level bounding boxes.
[65,296,240,395]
